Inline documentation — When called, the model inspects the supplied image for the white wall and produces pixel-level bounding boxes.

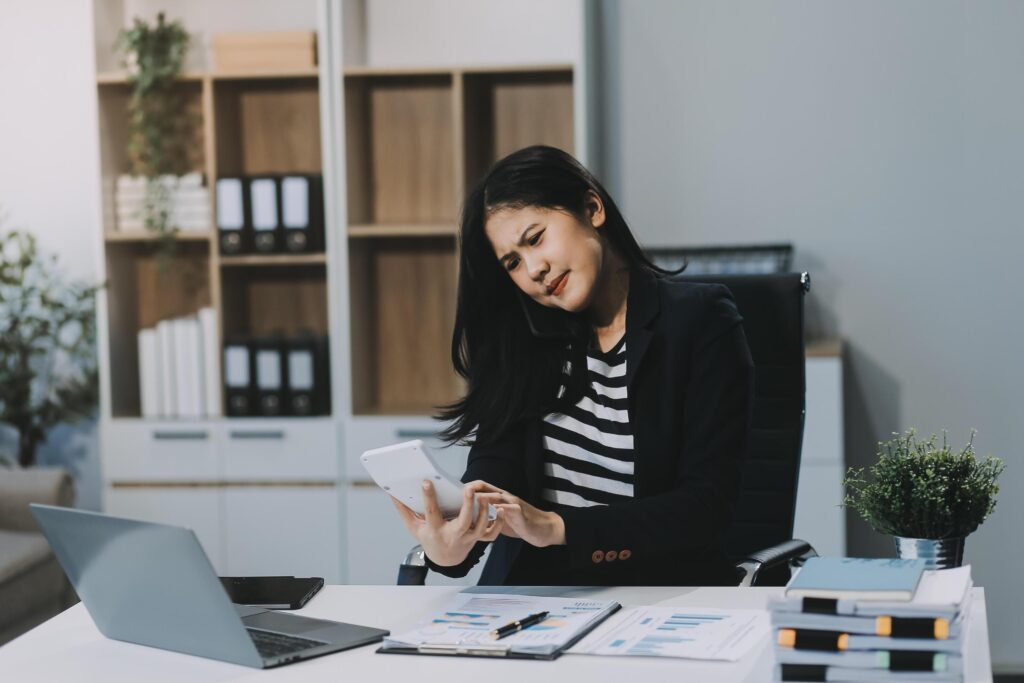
[598,0,1024,671]
[0,0,103,508]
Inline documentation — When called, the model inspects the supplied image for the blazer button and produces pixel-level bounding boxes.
[591,550,604,564]
[620,549,632,560]
[605,550,618,562]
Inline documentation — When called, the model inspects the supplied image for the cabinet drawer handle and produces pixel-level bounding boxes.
[229,430,286,440]
[395,429,437,439]
[152,431,209,441]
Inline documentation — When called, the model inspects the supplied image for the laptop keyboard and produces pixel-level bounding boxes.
[247,628,328,659]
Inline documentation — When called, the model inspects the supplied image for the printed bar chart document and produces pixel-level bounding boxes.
[570,606,768,661]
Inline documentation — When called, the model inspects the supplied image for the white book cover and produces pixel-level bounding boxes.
[117,217,210,232]
[171,191,211,207]
[151,321,164,417]
[156,320,177,418]
[137,328,160,418]
[190,316,207,418]
[116,204,208,219]
[173,318,198,418]
[117,173,202,191]
[198,308,220,417]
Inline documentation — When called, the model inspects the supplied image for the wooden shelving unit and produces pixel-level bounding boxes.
[342,65,575,416]
[96,63,330,419]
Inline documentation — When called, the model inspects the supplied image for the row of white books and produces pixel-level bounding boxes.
[116,173,211,232]
[137,308,221,419]
[771,560,973,682]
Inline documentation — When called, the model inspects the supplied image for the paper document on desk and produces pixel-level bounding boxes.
[569,606,768,661]
[381,593,620,657]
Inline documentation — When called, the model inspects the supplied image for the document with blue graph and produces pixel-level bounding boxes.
[570,606,768,661]
[378,593,621,660]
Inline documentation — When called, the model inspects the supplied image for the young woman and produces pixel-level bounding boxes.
[391,145,754,586]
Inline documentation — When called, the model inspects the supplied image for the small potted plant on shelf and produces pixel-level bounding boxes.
[0,225,101,468]
[843,429,1005,569]
[116,12,195,257]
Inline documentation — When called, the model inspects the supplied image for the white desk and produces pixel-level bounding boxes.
[0,586,991,682]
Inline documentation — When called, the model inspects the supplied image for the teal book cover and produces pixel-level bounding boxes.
[785,558,927,601]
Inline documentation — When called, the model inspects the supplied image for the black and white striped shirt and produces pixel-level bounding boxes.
[540,335,635,508]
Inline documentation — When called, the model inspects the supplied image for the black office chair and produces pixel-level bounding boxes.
[397,272,817,587]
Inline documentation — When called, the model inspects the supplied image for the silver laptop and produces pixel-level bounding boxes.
[30,504,388,668]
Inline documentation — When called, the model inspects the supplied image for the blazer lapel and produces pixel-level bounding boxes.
[625,268,661,390]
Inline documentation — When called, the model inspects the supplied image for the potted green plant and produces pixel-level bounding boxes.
[843,429,1005,569]
[0,226,100,468]
[116,12,194,255]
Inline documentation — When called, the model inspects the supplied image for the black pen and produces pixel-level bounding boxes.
[489,611,549,640]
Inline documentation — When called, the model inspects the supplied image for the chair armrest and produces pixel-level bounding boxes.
[736,538,817,587]
[397,545,428,585]
[0,468,75,532]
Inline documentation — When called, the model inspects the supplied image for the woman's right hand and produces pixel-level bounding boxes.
[391,479,503,567]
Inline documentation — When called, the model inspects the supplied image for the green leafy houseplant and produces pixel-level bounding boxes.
[843,430,1005,540]
[0,227,101,468]
[116,13,195,252]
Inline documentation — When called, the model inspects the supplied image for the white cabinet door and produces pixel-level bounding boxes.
[344,484,486,586]
[804,357,844,464]
[796,355,846,555]
[222,486,342,583]
[104,486,225,571]
[793,463,846,557]
[103,421,218,482]
[345,484,419,585]
[220,418,339,481]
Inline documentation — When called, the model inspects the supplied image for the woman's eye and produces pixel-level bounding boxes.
[528,231,543,246]
[506,257,520,271]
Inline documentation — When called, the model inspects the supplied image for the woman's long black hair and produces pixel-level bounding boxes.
[436,145,678,446]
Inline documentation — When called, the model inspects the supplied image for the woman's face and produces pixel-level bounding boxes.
[484,194,606,313]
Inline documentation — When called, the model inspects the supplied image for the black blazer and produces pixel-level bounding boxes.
[426,268,755,586]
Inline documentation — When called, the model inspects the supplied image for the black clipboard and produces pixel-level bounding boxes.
[376,602,621,661]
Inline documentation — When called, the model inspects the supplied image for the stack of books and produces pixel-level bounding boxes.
[770,558,973,682]
[116,173,211,233]
[137,307,221,419]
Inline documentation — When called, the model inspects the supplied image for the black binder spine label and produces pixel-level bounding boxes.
[793,629,843,651]
[890,650,938,671]
[780,663,827,682]
[802,597,838,615]
[891,617,937,639]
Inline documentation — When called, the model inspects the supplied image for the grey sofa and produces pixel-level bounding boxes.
[0,468,78,645]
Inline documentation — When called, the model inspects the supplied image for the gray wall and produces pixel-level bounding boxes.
[598,0,1023,671]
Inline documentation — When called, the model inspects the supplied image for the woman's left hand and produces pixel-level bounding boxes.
[475,484,566,548]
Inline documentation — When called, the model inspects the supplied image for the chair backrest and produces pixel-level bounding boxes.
[672,273,808,562]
